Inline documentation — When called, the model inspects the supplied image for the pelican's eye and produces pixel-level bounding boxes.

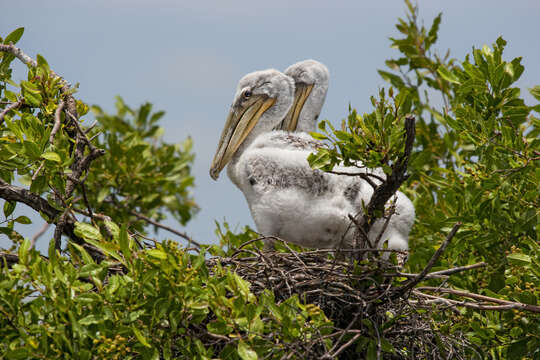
[242,89,252,99]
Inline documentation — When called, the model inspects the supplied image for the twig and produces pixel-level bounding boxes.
[0,43,38,67]
[328,333,362,358]
[0,178,82,243]
[49,100,65,143]
[80,182,94,222]
[0,251,20,267]
[417,287,540,313]
[428,262,487,276]
[0,98,23,125]
[30,223,50,248]
[329,170,383,189]
[129,209,202,248]
[31,161,45,181]
[396,222,461,295]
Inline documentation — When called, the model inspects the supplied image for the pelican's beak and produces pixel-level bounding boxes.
[210,96,276,180]
[280,83,314,132]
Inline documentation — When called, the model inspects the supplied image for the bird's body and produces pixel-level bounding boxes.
[229,139,356,248]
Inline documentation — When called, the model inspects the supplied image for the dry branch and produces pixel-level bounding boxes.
[129,209,202,248]
[356,115,416,248]
[0,99,23,125]
[396,222,461,295]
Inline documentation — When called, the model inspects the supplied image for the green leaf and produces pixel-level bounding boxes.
[437,66,461,84]
[529,86,540,102]
[4,27,24,45]
[36,54,50,71]
[237,341,257,360]
[14,215,31,224]
[507,253,531,266]
[118,225,131,261]
[41,151,62,163]
[378,70,405,88]
[146,249,167,260]
[70,243,95,265]
[3,200,16,218]
[74,222,103,242]
[132,325,151,347]
[366,340,377,360]
[18,238,31,263]
[79,315,101,326]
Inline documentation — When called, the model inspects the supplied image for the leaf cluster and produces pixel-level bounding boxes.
[1,226,332,359]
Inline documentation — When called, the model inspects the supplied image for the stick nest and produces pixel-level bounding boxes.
[205,245,477,360]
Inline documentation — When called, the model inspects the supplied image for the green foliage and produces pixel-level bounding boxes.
[0,42,197,243]
[0,227,332,359]
[88,98,197,231]
[308,1,539,358]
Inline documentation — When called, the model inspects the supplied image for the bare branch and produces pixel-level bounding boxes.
[30,223,50,248]
[49,100,65,143]
[31,161,45,182]
[0,43,37,67]
[428,262,487,276]
[329,170,383,189]
[356,116,416,248]
[0,178,85,246]
[417,286,540,313]
[129,209,202,248]
[396,222,461,295]
[0,99,23,125]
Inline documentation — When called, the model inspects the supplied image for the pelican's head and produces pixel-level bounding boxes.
[280,59,329,132]
[210,69,294,180]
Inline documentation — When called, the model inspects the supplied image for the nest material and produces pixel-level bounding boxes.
[206,246,475,360]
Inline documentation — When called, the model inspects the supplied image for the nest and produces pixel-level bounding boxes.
[204,240,478,360]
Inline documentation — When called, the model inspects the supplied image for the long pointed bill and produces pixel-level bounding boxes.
[280,83,314,132]
[210,96,276,180]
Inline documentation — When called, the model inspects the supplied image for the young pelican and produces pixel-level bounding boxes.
[210,69,357,249]
[210,68,414,257]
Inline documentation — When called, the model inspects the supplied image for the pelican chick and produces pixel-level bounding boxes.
[210,69,357,249]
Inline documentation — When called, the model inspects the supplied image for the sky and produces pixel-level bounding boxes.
[1,1,539,253]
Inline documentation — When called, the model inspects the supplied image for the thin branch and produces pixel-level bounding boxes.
[0,251,20,267]
[84,120,99,134]
[417,287,540,313]
[396,222,461,295]
[428,262,487,276]
[129,209,202,248]
[329,170,383,189]
[31,161,45,181]
[0,98,23,125]
[0,43,37,67]
[49,100,65,143]
[414,290,539,313]
[356,116,416,248]
[328,333,362,359]
[30,223,50,248]
[0,179,72,236]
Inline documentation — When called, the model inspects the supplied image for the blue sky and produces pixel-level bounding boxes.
[1,1,539,252]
